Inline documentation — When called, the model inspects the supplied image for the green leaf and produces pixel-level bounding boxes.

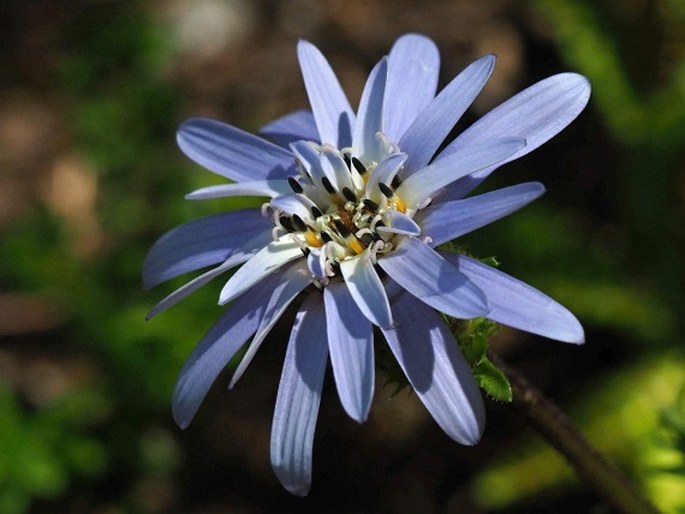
[474,358,513,402]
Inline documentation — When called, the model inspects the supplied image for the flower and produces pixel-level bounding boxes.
[144,34,590,495]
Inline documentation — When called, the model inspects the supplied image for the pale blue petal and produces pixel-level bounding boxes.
[229,261,314,388]
[376,210,421,236]
[378,237,489,319]
[383,34,440,142]
[185,180,291,200]
[219,237,304,305]
[323,281,375,422]
[396,138,526,210]
[399,55,496,175]
[177,118,295,182]
[143,210,273,289]
[147,259,239,320]
[437,73,592,200]
[364,152,407,204]
[271,292,328,496]
[270,193,318,222]
[171,272,284,429]
[381,294,485,444]
[297,40,355,147]
[443,253,585,344]
[416,182,545,247]
[320,148,355,194]
[352,57,388,165]
[340,255,393,329]
[259,110,319,147]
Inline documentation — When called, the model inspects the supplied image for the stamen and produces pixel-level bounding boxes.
[279,216,295,232]
[320,231,333,243]
[311,206,324,219]
[301,247,311,257]
[343,154,352,170]
[362,199,379,211]
[333,219,351,237]
[391,175,402,189]
[321,176,336,194]
[342,187,356,202]
[378,182,394,198]
[351,157,367,175]
[292,214,307,232]
[288,176,304,193]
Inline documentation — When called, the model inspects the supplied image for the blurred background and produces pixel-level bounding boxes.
[1,0,684,512]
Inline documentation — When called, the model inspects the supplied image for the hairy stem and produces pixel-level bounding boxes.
[489,352,660,514]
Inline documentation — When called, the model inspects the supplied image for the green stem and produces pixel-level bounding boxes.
[488,352,660,514]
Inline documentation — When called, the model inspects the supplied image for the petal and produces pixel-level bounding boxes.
[352,57,388,165]
[383,34,440,142]
[271,292,328,496]
[177,118,295,182]
[443,253,585,344]
[259,110,319,147]
[219,236,305,305]
[229,261,314,388]
[376,210,421,236]
[399,54,496,174]
[146,260,238,320]
[185,180,292,200]
[323,281,375,422]
[143,210,273,289]
[381,294,485,444]
[269,193,319,222]
[340,255,393,329]
[297,40,355,147]
[416,182,545,247]
[171,271,284,429]
[364,152,407,204]
[395,137,526,210]
[437,73,592,200]
[378,237,489,319]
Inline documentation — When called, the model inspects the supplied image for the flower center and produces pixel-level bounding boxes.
[267,139,419,279]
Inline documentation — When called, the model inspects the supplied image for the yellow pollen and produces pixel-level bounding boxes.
[394,196,407,213]
[346,237,364,255]
[305,231,323,247]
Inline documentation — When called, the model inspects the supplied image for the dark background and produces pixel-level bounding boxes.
[1,0,684,512]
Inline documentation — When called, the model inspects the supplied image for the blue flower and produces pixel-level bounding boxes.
[144,34,590,495]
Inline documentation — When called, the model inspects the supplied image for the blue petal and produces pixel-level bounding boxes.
[443,253,585,344]
[185,180,291,200]
[378,237,489,319]
[177,118,295,182]
[171,271,285,429]
[219,237,305,305]
[229,261,314,388]
[383,34,440,142]
[381,294,485,444]
[416,182,545,247]
[271,292,328,497]
[259,110,319,147]
[352,57,388,165]
[376,210,421,236]
[399,54,496,175]
[340,255,393,329]
[323,281,375,422]
[437,73,592,200]
[396,137,526,209]
[297,40,355,147]
[143,210,273,289]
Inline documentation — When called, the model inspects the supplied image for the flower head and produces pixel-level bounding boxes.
[144,34,590,495]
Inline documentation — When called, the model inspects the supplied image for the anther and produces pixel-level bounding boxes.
[279,216,295,232]
[311,206,324,219]
[362,199,379,211]
[343,154,352,170]
[334,219,351,237]
[378,182,394,198]
[301,247,311,257]
[342,187,357,202]
[292,214,307,232]
[288,176,304,193]
[321,176,336,194]
[359,233,375,246]
[320,232,333,243]
[391,175,402,189]
[351,157,367,175]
